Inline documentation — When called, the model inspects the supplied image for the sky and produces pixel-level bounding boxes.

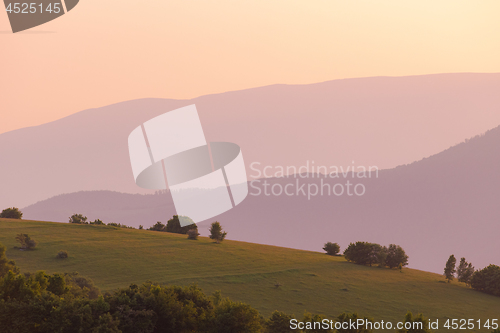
[1,0,500,134]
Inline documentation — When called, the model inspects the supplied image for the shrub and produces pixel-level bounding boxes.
[323,242,340,256]
[90,219,104,225]
[69,214,88,224]
[149,221,165,231]
[187,229,200,240]
[15,234,37,250]
[209,221,227,244]
[56,251,68,259]
[0,207,23,219]
[139,225,144,230]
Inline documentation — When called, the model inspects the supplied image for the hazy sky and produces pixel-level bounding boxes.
[1,0,500,134]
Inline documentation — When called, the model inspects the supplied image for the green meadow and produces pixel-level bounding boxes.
[1,218,498,331]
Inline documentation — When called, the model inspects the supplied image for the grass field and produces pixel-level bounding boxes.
[1,218,499,331]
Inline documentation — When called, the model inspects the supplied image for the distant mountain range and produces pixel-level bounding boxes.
[2,73,500,209]
[23,124,500,274]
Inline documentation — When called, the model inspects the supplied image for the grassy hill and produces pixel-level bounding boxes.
[1,218,499,331]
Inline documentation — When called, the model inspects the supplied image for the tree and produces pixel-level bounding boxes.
[336,312,373,333]
[470,265,500,297]
[69,214,88,224]
[344,242,384,266]
[397,312,432,333]
[209,221,227,244]
[385,244,409,269]
[457,257,474,286]
[265,311,296,333]
[90,219,104,225]
[149,221,165,231]
[323,242,340,256]
[0,207,23,219]
[0,243,19,277]
[166,215,197,234]
[444,255,456,283]
[15,233,37,250]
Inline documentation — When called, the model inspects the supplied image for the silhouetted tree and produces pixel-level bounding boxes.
[69,214,88,224]
[444,255,456,283]
[209,221,227,244]
[457,257,474,286]
[0,207,23,219]
[149,221,165,231]
[323,242,340,256]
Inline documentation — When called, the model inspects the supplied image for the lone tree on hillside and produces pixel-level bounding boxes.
[457,257,475,286]
[0,207,23,219]
[444,254,457,283]
[209,221,227,244]
[15,233,37,250]
[323,242,340,256]
[69,214,88,224]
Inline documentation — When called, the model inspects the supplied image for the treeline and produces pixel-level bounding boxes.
[444,255,500,297]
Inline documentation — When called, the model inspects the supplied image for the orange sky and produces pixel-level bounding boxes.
[1,0,500,134]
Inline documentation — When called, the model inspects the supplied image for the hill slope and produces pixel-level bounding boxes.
[23,125,500,275]
[3,73,500,209]
[0,218,498,331]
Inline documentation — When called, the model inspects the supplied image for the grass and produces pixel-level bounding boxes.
[1,218,499,331]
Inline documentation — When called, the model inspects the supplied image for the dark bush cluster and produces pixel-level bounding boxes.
[470,264,500,297]
[343,242,408,269]
[149,215,198,234]
[0,207,23,219]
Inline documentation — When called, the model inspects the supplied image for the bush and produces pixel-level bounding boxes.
[56,251,68,259]
[15,234,37,250]
[0,207,23,219]
[69,214,88,224]
[149,221,165,231]
[209,221,227,244]
[90,219,104,225]
[470,265,500,297]
[187,229,200,240]
[323,242,340,256]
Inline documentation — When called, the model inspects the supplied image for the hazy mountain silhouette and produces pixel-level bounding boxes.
[23,125,500,274]
[2,73,500,209]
